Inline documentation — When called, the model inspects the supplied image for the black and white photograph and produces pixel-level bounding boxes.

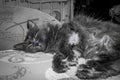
[0,0,120,80]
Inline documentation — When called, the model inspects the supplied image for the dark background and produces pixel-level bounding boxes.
[74,0,120,21]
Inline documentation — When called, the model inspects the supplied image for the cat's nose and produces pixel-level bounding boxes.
[38,43,43,48]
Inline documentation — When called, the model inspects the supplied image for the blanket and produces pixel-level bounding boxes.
[0,50,120,80]
[0,50,76,80]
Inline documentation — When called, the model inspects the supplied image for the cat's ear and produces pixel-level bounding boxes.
[101,35,110,44]
[101,35,113,50]
[27,20,36,30]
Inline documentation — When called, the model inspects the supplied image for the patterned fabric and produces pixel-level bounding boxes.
[0,50,120,80]
[0,50,52,64]
[0,50,53,80]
